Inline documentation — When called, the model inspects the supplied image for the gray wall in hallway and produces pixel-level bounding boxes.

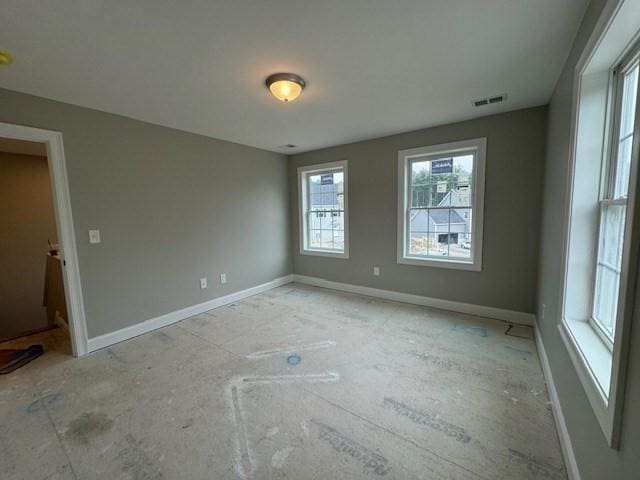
[536,0,640,477]
[289,106,547,314]
[0,88,292,338]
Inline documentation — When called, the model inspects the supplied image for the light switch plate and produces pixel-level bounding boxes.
[89,230,101,244]
[373,266,380,276]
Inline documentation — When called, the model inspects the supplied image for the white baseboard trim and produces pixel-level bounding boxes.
[86,274,294,352]
[87,273,535,352]
[534,321,581,480]
[292,274,536,326]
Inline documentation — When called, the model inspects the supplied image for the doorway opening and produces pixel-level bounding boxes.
[0,123,87,361]
[0,137,72,366]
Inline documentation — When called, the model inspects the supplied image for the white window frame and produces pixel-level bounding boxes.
[590,50,640,351]
[298,160,349,259]
[396,138,486,271]
[560,0,640,449]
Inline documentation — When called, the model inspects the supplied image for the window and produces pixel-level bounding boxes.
[561,0,640,448]
[592,59,639,346]
[298,161,349,258]
[397,138,486,270]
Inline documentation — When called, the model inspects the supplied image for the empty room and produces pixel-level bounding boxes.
[1,0,639,479]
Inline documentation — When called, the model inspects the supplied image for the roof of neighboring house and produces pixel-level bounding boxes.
[426,209,466,225]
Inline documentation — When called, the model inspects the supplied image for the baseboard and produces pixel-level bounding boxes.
[86,274,294,352]
[534,321,581,480]
[292,274,535,326]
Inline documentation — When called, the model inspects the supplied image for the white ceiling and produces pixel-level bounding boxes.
[1,0,589,154]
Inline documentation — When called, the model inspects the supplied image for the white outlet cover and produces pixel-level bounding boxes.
[88,230,101,244]
[200,278,207,289]
[373,267,380,276]
[220,273,227,284]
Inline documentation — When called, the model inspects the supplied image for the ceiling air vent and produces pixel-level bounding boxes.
[472,94,507,107]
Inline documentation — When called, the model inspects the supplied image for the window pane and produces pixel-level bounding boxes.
[450,208,472,258]
[309,229,322,248]
[410,161,431,207]
[309,171,343,208]
[452,155,473,207]
[614,64,639,198]
[333,230,344,250]
[594,265,620,336]
[600,204,625,268]
[409,232,431,256]
[404,145,480,265]
[304,168,346,253]
[320,229,333,246]
[450,234,472,259]
[410,154,473,209]
[619,64,639,139]
[593,204,626,336]
[319,213,333,230]
[430,232,449,256]
[408,206,474,259]
[309,211,321,230]
[614,135,634,198]
[408,209,429,256]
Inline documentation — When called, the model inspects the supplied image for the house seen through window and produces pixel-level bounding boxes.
[307,171,345,251]
[409,154,473,259]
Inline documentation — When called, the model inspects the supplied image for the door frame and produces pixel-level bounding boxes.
[0,122,88,356]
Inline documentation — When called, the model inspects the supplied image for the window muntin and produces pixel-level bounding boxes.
[592,60,639,341]
[298,161,348,257]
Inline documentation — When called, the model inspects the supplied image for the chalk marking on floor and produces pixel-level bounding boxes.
[241,371,341,385]
[228,370,341,479]
[230,385,255,480]
[246,340,337,359]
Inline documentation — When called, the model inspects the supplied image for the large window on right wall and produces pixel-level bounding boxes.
[592,57,638,346]
[561,0,640,449]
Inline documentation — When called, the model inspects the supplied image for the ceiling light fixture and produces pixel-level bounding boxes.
[265,73,305,102]
[0,50,13,66]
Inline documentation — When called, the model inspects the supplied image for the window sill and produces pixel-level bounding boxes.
[559,319,613,438]
[397,255,480,271]
[300,248,349,259]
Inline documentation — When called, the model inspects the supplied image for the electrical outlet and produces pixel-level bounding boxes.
[88,229,101,244]
[373,266,380,276]
[200,278,207,289]
[220,273,227,284]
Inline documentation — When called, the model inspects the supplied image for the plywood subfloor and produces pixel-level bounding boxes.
[0,283,565,479]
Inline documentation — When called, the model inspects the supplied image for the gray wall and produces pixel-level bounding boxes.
[289,106,547,314]
[0,88,291,339]
[537,0,640,478]
[0,152,57,339]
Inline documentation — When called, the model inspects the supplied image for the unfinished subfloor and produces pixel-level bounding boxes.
[1,283,565,479]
